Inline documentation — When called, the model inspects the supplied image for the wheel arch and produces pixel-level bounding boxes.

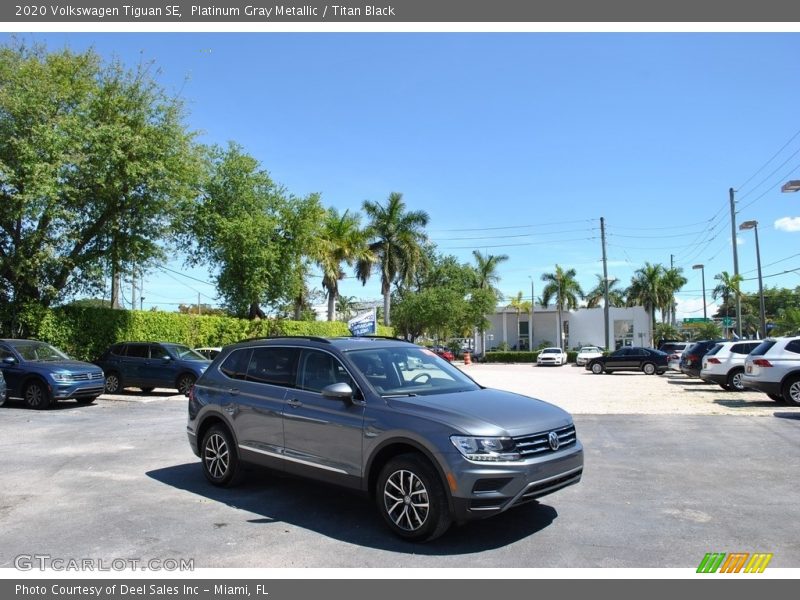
[364,438,452,508]
[196,412,239,456]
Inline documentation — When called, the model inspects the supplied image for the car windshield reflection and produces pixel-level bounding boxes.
[347,347,479,397]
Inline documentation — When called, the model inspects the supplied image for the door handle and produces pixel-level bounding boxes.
[287,398,302,408]
[227,388,240,396]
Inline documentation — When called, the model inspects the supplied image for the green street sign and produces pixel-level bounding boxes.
[722,317,735,327]
[683,318,710,323]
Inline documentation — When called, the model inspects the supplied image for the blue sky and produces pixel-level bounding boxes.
[5,33,800,317]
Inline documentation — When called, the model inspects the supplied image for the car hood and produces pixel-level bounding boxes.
[385,388,573,437]
[35,360,103,373]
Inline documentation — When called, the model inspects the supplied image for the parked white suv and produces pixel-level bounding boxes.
[742,336,800,405]
[700,340,762,391]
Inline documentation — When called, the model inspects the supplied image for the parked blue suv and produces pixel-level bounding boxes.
[95,342,211,395]
[0,339,105,409]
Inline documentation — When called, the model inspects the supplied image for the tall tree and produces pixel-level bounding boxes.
[712,270,743,336]
[508,291,532,349]
[541,265,584,349]
[584,275,626,308]
[471,250,509,354]
[660,267,688,325]
[626,262,665,345]
[316,208,372,321]
[0,42,199,329]
[359,192,430,326]
[186,143,323,319]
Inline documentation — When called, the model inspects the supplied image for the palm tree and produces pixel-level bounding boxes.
[626,262,665,345]
[508,291,532,350]
[584,274,626,308]
[540,265,584,350]
[358,193,430,326]
[712,270,743,336]
[471,250,509,354]
[316,208,372,321]
[660,267,688,325]
[335,295,358,322]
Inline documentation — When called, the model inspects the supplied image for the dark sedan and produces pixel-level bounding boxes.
[0,339,105,409]
[585,346,668,375]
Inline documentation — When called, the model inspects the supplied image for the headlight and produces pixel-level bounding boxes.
[450,436,521,462]
[50,372,71,382]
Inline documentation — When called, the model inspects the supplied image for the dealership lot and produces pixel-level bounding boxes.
[1,365,798,568]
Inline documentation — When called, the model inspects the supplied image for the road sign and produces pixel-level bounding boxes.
[722,317,735,327]
[683,318,711,323]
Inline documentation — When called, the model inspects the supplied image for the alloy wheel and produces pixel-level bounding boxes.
[383,469,430,532]
[204,433,230,480]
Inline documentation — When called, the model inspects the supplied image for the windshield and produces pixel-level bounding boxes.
[542,348,561,354]
[346,347,480,397]
[580,347,601,353]
[169,345,208,361]
[10,341,70,361]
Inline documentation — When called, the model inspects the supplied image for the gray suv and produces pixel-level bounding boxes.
[186,336,583,542]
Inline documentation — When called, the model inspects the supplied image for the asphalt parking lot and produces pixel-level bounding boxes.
[1,365,798,569]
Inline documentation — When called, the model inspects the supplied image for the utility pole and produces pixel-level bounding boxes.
[529,276,535,350]
[730,187,742,338]
[600,217,610,350]
[131,269,136,311]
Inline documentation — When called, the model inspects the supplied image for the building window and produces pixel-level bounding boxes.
[518,321,529,350]
[614,320,634,349]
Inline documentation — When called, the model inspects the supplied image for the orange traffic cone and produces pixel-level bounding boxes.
[464,351,471,365]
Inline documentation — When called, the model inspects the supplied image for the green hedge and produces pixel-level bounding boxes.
[25,306,393,361]
[485,350,578,363]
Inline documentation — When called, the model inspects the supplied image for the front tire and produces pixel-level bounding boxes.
[782,375,800,407]
[591,362,604,375]
[727,369,746,392]
[376,454,452,542]
[201,424,243,486]
[104,372,122,394]
[177,374,196,395]
[24,381,51,410]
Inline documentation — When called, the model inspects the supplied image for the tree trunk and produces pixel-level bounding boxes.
[557,306,563,349]
[327,292,336,322]
[249,302,265,320]
[382,280,391,326]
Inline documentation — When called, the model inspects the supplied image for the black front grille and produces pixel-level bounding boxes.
[67,372,105,382]
[513,424,577,457]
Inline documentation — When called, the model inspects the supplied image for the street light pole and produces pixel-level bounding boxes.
[692,264,706,320]
[729,188,742,338]
[529,275,535,350]
[740,220,766,339]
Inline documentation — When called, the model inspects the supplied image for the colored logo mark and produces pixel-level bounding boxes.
[697,552,773,573]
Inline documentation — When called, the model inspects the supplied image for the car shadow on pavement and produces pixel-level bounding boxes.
[666,379,711,386]
[774,411,800,420]
[1,399,98,410]
[146,462,558,554]
[712,399,784,408]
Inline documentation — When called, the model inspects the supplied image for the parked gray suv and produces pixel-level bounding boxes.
[186,336,583,542]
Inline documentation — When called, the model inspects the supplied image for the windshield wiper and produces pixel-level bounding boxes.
[382,393,419,398]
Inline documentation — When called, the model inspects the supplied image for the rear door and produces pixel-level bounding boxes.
[0,343,25,397]
[122,343,149,386]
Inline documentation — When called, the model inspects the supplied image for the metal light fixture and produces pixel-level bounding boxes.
[781,180,800,193]
[692,264,707,320]
[739,220,766,339]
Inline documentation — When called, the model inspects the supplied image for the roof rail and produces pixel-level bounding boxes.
[357,335,405,341]
[237,336,332,344]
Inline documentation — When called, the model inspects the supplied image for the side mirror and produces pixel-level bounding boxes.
[2,356,17,365]
[321,382,355,403]
[161,356,172,362]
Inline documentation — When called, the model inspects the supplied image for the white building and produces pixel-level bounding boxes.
[479,305,652,352]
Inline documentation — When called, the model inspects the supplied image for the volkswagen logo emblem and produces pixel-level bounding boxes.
[548,431,560,451]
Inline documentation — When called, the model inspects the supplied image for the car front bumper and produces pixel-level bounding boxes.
[446,441,584,523]
[50,380,106,399]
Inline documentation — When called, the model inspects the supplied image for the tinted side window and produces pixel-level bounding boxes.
[109,344,125,356]
[750,341,776,356]
[0,344,14,361]
[150,344,171,360]
[220,349,251,381]
[298,350,353,393]
[126,344,149,358]
[246,347,300,387]
[784,340,800,355]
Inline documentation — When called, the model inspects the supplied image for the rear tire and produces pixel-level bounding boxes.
[642,363,656,375]
[201,424,243,487]
[782,375,800,407]
[376,453,452,542]
[727,368,746,392]
[24,381,51,410]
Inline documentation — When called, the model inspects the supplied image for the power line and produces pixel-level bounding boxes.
[428,218,596,233]
[737,161,800,214]
[737,127,800,192]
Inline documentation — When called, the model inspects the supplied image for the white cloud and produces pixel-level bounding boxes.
[736,235,745,246]
[774,216,800,232]
[674,296,719,322]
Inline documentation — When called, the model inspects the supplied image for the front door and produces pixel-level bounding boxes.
[282,349,365,480]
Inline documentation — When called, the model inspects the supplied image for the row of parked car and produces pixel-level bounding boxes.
[0,338,213,409]
[662,336,800,405]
